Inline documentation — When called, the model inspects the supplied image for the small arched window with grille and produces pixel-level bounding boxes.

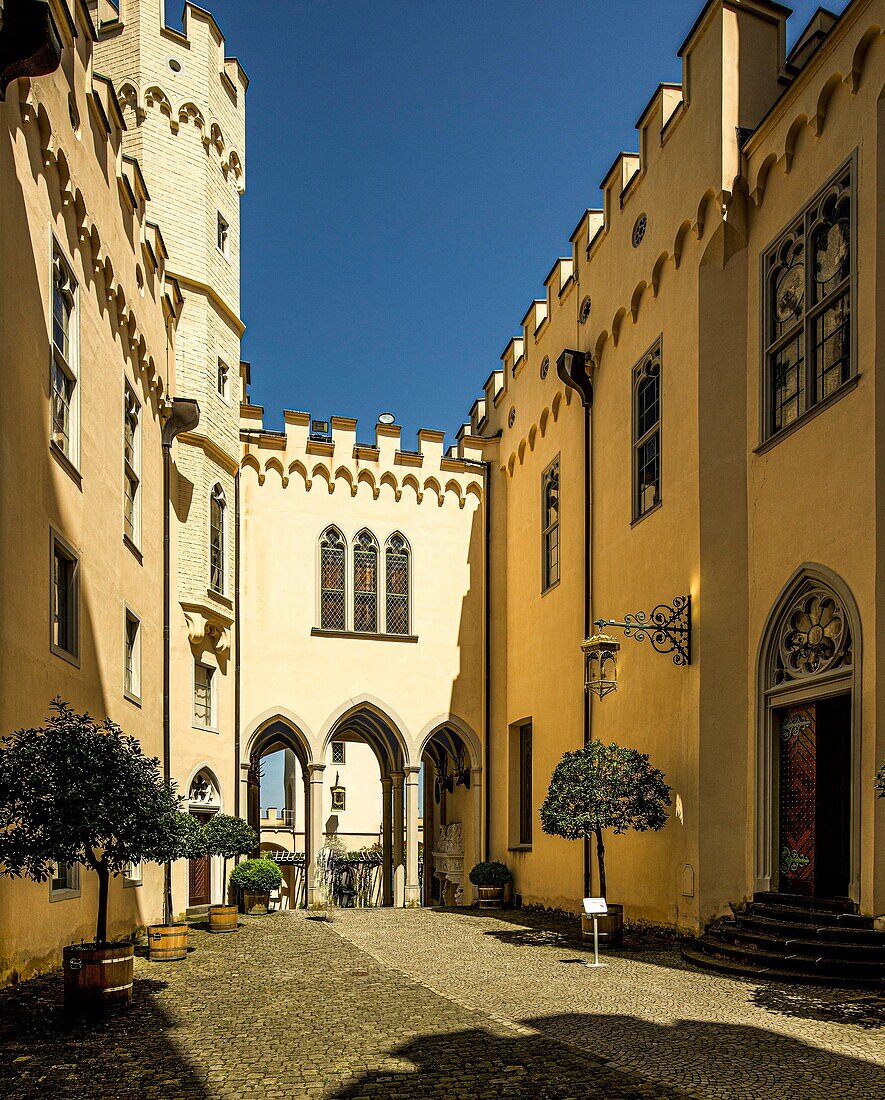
[541,458,560,592]
[209,484,226,593]
[320,527,346,630]
[385,533,410,635]
[632,341,661,521]
[353,530,379,633]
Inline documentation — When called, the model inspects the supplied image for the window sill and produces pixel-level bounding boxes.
[631,498,662,529]
[508,844,532,853]
[49,441,82,489]
[50,642,80,669]
[207,588,233,609]
[123,879,142,889]
[541,578,560,597]
[192,723,219,735]
[50,889,81,902]
[123,533,143,564]
[310,628,419,643]
[754,374,860,456]
[124,690,142,708]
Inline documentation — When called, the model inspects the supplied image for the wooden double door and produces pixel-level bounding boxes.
[777,695,850,898]
[188,811,213,906]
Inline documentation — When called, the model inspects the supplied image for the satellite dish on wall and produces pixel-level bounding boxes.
[378,412,396,425]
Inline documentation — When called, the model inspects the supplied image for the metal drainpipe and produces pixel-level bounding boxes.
[161,398,200,924]
[234,469,241,819]
[583,399,592,898]
[483,456,491,861]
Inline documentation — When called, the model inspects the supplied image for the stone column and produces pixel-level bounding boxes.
[307,763,326,908]
[392,771,404,906]
[471,765,483,907]
[301,770,311,907]
[381,776,393,906]
[404,765,421,906]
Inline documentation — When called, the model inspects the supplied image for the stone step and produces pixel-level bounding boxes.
[734,913,885,946]
[752,891,857,914]
[745,900,873,930]
[681,945,885,988]
[716,923,885,962]
[689,933,885,983]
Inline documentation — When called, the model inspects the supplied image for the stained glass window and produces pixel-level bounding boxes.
[385,533,410,634]
[353,530,378,633]
[320,528,346,630]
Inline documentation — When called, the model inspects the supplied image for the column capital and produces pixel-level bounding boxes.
[380,776,393,790]
[404,764,421,776]
[390,771,405,784]
[470,764,483,777]
[307,762,326,778]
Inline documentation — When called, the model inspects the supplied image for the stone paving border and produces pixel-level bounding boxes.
[329,907,885,1100]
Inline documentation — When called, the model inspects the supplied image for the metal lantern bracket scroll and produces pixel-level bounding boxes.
[582,632,621,698]
[593,594,691,667]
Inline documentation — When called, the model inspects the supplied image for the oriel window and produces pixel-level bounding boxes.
[353,530,378,633]
[320,527,346,630]
[633,340,661,521]
[385,533,410,634]
[764,163,853,440]
[541,459,560,591]
[51,249,78,465]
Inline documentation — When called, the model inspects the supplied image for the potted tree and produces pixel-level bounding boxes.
[468,860,513,909]
[146,811,207,963]
[540,741,671,946]
[0,701,193,1010]
[204,814,258,932]
[229,857,282,914]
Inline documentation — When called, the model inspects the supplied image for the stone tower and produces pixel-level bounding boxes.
[91,0,247,894]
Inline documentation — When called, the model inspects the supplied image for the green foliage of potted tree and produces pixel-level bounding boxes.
[540,741,671,946]
[468,860,513,909]
[204,814,258,932]
[229,857,282,915]
[146,810,207,962]
[0,701,194,1010]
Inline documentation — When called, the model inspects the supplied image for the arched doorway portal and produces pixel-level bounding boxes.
[420,718,482,907]
[187,766,222,907]
[755,567,861,902]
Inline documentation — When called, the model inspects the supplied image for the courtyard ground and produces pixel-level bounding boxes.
[0,907,881,1099]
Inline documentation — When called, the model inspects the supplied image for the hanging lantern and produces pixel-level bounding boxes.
[330,771,346,812]
[582,632,620,698]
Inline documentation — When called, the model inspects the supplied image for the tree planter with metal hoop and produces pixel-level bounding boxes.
[63,943,134,1013]
[469,861,513,909]
[148,922,189,961]
[230,858,281,915]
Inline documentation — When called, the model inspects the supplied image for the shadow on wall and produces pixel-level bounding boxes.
[0,972,210,1100]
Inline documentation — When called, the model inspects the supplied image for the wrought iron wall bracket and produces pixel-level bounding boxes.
[594,594,691,666]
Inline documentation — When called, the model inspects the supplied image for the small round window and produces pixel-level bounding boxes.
[579,296,592,324]
[508,407,516,429]
[168,57,182,73]
[632,214,648,248]
[540,357,550,380]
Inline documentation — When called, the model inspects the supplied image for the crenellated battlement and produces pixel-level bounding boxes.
[240,408,487,507]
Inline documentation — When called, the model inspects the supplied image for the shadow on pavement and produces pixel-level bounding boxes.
[0,968,210,1099]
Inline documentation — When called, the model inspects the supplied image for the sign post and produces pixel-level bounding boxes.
[582,897,608,969]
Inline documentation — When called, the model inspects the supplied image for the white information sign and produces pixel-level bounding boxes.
[583,897,608,916]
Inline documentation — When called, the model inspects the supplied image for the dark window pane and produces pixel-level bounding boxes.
[813,293,850,402]
[519,723,532,846]
[772,335,805,433]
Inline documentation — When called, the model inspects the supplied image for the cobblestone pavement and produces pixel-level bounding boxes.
[330,907,885,1100]
[0,911,690,1100]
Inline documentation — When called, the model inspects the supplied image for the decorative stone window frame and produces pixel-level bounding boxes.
[631,337,662,524]
[541,456,560,594]
[759,153,857,448]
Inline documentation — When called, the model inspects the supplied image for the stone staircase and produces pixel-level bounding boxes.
[683,892,885,987]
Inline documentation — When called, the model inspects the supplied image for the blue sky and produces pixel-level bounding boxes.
[185,0,845,449]
[187,0,846,806]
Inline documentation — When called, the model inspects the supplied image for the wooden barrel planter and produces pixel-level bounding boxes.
[209,904,239,933]
[581,903,624,946]
[243,891,269,915]
[148,923,189,962]
[477,886,504,910]
[63,943,133,1012]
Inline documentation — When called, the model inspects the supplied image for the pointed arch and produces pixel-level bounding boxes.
[850,24,882,92]
[673,219,692,267]
[630,280,648,322]
[611,305,628,347]
[754,564,862,902]
[401,473,423,503]
[287,459,311,489]
[539,406,551,437]
[319,696,411,773]
[263,456,287,487]
[379,470,401,501]
[749,152,778,207]
[783,113,809,174]
[240,453,262,484]
[814,72,845,136]
[356,468,378,499]
[334,465,355,496]
[311,464,334,494]
[423,476,443,505]
[651,252,669,297]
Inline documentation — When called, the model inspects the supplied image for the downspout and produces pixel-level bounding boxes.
[234,469,241,818]
[161,397,200,925]
[483,456,491,861]
[555,349,594,897]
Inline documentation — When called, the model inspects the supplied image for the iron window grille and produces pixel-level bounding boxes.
[353,530,378,633]
[320,527,346,630]
[209,485,226,593]
[632,340,662,521]
[519,722,533,846]
[763,163,853,440]
[331,740,346,765]
[194,662,214,727]
[51,532,79,660]
[51,250,77,463]
[541,458,560,591]
[123,384,140,544]
[385,533,410,634]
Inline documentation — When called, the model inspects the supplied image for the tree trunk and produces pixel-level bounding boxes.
[96,862,110,944]
[222,856,228,902]
[594,826,607,900]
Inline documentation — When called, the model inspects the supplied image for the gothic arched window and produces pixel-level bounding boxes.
[209,485,226,593]
[632,340,661,521]
[764,163,853,439]
[320,527,346,630]
[385,533,410,635]
[541,460,560,591]
[353,530,378,633]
